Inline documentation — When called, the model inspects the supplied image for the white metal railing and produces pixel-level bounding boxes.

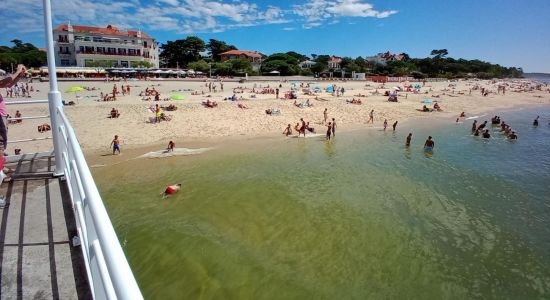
[55,107,143,299]
[2,0,147,299]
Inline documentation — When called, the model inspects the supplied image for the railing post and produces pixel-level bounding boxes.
[43,0,65,176]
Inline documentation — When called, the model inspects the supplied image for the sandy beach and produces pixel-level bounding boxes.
[5,78,550,155]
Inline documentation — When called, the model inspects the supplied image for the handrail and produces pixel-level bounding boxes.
[5,100,50,105]
[55,108,143,299]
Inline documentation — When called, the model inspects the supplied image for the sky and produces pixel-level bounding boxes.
[1,0,550,72]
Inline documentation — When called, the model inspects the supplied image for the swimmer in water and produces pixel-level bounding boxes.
[471,120,477,132]
[164,183,182,196]
[482,129,491,138]
[508,131,518,139]
[533,116,539,126]
[406,133,412,146]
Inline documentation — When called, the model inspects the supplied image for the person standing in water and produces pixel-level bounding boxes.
[110,135,121,155]
[383,119,388,130]
[167,140,175,152]
[406,133,412,146]
[424,136,435,149]
[331,118,336,137]
[393,121,398,131]
[471,120,477,132]
[368,109,374,123]
[533,116,539,126]
[326,122,332,140]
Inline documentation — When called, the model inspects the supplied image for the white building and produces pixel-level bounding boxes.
[299,60,316,69]
[54,24,159,68]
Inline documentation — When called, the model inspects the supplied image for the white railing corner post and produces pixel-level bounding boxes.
[43,0,65,176]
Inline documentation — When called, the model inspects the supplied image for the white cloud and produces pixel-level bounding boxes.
[0,0,396,38]
[293,0,397,27]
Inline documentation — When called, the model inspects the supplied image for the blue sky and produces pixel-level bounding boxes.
[2,0,549,72]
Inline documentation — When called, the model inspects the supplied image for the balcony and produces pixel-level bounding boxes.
[75,51,154,59]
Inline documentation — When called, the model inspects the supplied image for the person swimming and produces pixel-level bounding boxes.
[164,183,182,196]
[482,129,491,138]
[508,131,518,139]
[533,116,539,126]
[406,133,412,146]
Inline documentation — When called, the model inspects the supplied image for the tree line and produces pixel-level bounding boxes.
[0,39,47,71]
[0,38,523,79]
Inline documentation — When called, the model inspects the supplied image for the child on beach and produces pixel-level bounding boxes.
[283,124,292,136]
[383,119,388,130]
[167,141,175,152]
[110,135,121,155]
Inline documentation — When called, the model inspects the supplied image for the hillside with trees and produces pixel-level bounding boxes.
[0,39,47,71]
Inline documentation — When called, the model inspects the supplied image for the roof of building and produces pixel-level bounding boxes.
[54,24,152,39]
[328,56,342,63]
[220,50,262,58]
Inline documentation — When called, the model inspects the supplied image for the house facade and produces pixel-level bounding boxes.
[219,50,262,70]
[328,56,342,70]
[366,51,407,66]
[299,60,316,69]
[53,24,159,68]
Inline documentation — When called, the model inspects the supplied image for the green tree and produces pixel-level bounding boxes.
[0,40,46,70]
[188,60,210,73]
[206,39,237,62]
[285,51,308,62]
[212,61,232,75]
[430,49,448,59]
[260,53,301,75]
[310,62,326,74]
[229,59,253,74]
[159,36,206,68]
[355,56,367,72]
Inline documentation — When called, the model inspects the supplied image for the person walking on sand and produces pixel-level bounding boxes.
[0,64,27,153]
[326,122,332,140]
[110,135,121,155]
[368,109,374,123]
[393,121,398,131]
[276,88,279,99]
[383,119,388,130]
[331,118,336,137]
[406,133,412,146]
[323,108,328,124]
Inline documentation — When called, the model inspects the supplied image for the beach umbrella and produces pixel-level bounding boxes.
[65,86,84,102]
[65,86,84,93]
[170,94,185,100]
[0,69,6,75]
[393,86,400,90]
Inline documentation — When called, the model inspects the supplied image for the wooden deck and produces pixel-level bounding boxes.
[0,153,91,299]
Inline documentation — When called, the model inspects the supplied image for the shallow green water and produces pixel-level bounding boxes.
[93,107,550,299]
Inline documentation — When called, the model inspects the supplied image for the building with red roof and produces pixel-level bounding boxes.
[220,50,263,70]
[54,24,159,68]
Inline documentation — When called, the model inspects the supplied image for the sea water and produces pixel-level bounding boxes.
[93,106,550,299]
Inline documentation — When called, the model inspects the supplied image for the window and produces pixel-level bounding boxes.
[108,48,116,54]
[79,46,84,53]
[128,49,136,55]
[143,41,148,48]
[120,61,129,67]
[60,59,70,66]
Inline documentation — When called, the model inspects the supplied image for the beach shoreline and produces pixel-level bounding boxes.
[4,78,549,158]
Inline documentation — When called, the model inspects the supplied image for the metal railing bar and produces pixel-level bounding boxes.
[7,115,50,121]
[5,100,49,105]
[9,137,52,143]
